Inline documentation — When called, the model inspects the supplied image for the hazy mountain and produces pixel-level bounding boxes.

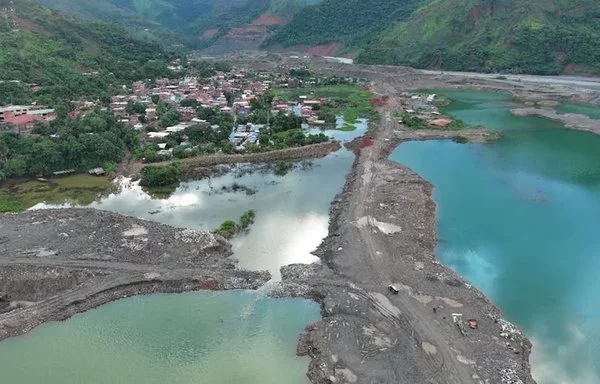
[35,0,312,48]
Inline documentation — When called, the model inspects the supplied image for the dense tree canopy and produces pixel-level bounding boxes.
[0,110,137,177]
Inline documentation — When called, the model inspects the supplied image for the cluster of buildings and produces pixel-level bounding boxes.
[0,63,348,152]
[109,71,270,129]
[399,93,454,128]
[0,105,56,133]
[229,123,264,149]
[274,96,325,125]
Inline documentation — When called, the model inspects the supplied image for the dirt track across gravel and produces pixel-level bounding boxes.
[275,80,534,384]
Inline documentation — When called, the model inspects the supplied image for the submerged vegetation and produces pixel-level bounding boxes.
[452,136,469,144]
[214,210,256,239]
[0,174,115,212]
[274,161,293,176]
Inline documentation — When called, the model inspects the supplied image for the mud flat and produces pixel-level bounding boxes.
[512,107,600,135]
[0,209,270,341]
[276,97,534,383]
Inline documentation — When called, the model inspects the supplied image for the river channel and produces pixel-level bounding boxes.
[0,121,366,383]
[391,91,600,384]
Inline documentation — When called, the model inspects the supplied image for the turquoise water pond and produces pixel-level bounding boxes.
[390,91,600,384]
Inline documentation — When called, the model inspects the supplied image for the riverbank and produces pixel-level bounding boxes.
[276,85,534,383]
[512,107,600,135]
[0,209,270,341]
[145,140,342,176]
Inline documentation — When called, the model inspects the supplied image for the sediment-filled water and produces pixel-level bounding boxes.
[0,291,320,384]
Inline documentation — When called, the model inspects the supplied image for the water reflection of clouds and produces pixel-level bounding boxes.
[531,327,600,384]
[232,211,325,280]
[92,177,207,215]
[31,145,357,281]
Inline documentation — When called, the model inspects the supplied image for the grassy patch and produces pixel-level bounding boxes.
[338,124,357,132]
[272,85,375,121]
[398,111,470,131]
[447,120,468,130]
[0,193,25,213]
[400,113,429,130]
[214,210,257,239]
[140,163,182,187]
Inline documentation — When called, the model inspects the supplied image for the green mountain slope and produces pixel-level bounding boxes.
[263,0,426,48]
[265,0,600,75]
[0,0,172,104]
[357,0,600,75]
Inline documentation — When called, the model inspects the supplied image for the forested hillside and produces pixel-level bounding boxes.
[34,0,184,45]
[0,0,173,104]
[357,0,600,75]
[263,0,426,48]
[265,0,600,75]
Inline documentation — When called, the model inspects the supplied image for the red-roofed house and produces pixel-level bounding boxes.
[1,107,56,133]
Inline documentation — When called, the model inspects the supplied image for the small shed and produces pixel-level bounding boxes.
[88,167,105,176]
[430,119,453,128]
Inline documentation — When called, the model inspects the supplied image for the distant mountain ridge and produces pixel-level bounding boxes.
[35,0,312,49]
[28,0,600,75]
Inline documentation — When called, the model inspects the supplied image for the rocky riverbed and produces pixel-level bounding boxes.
[0,209,270,341]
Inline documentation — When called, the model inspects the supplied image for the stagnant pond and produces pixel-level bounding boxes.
[390,91,600,384]
[0,121,366,383]
[0,291,319,383]
[35,120,366,279]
